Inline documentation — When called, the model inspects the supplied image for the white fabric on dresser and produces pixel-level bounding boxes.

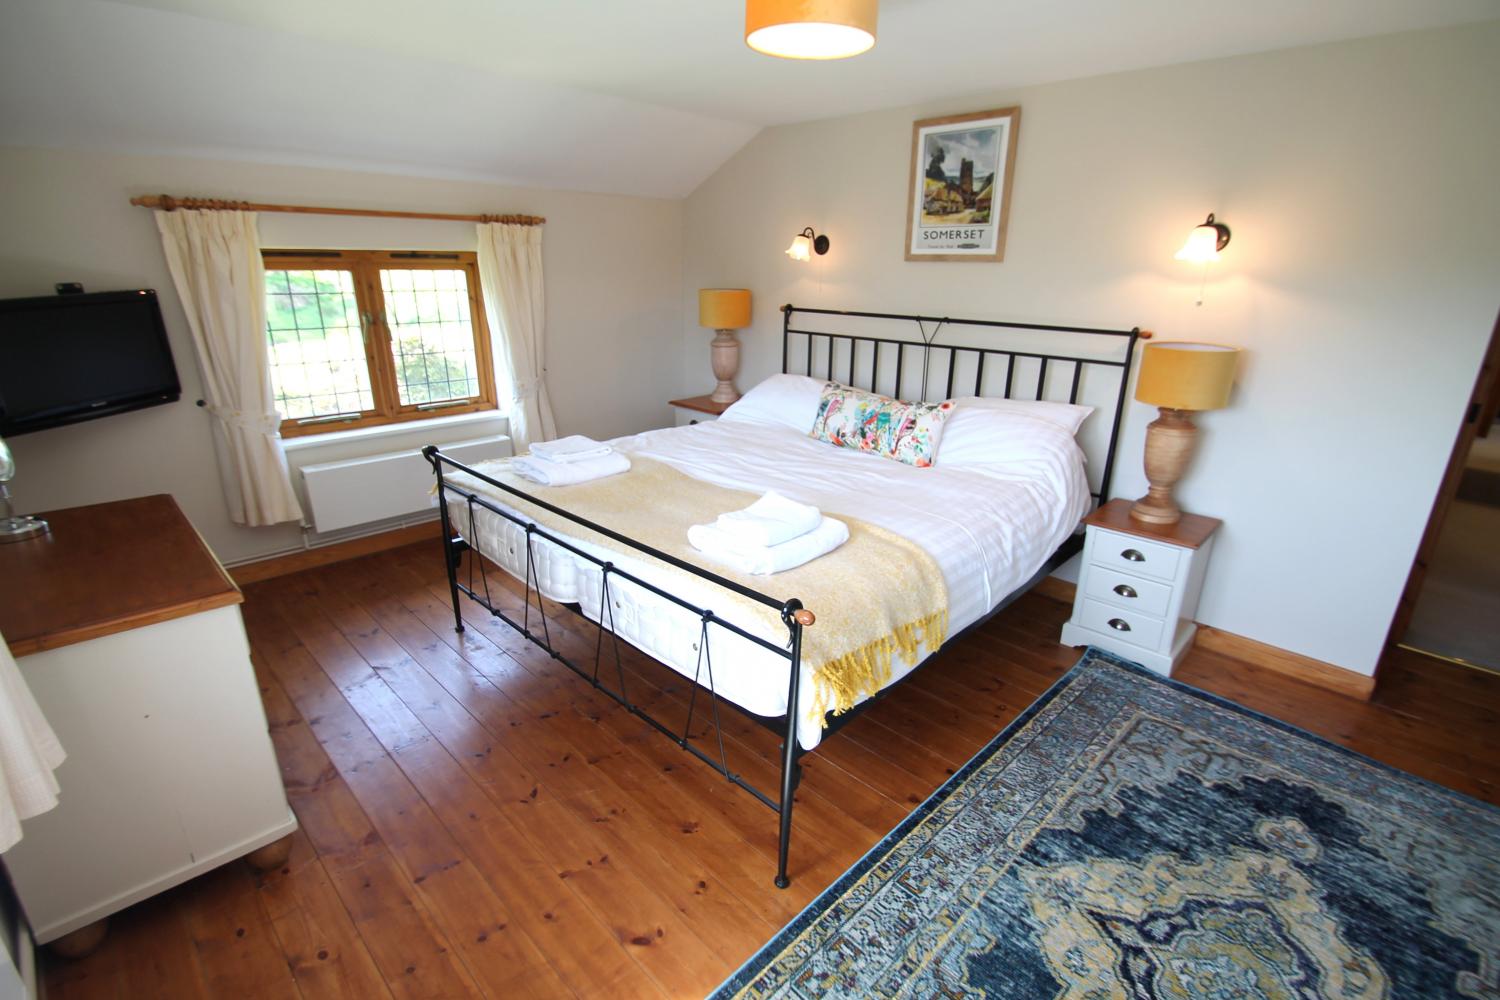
[0,630,65,852]
[447,418,1088,749]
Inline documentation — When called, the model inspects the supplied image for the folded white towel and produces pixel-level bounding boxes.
[511,450,631,486]
[688,516,849,575]
[529,435,613,464]
[713,491,822,548]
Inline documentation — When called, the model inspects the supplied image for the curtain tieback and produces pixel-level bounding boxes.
[510,379,542,404]
[206,404,282,435]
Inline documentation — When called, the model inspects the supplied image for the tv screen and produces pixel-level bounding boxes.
[0,289,181,436]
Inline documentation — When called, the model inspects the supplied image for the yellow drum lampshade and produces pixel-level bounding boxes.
[745,0,878,60]
[699,288,752,330]
[1134,342,1239,412]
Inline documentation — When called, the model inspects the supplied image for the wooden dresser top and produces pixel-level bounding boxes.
[0,494,242,658]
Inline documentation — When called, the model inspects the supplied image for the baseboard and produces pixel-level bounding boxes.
[1030,576,1375,701]
[1193,626,1376,701]
[229,521,442,586]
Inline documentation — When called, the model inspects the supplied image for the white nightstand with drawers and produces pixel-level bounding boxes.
[1061,498,1221,676]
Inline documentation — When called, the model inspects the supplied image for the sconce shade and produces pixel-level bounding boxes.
[1175,213,1232,263]
[1134,342,1239,412]
[746,0,877,60]
[698,288,752,329]
[784,227,829,262]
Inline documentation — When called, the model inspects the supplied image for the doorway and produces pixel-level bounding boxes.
[1386,311,1500,674]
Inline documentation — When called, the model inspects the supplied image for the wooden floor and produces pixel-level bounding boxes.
[42,542,1500,999]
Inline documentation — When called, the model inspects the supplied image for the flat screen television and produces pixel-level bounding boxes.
[0,289,181,436]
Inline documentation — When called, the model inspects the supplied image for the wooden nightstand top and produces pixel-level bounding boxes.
[669,394,733,416]
[1085,498,1222,550]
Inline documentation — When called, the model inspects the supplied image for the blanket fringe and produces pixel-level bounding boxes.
[808,610,949,722]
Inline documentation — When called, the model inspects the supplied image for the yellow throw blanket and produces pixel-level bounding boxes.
[448,457,948,725]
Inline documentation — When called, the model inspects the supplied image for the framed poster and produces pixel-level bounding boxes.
[905,106,1021,262]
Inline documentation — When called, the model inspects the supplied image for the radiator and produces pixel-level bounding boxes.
[300,435,511,533]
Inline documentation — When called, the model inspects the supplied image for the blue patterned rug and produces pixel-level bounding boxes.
[713,649,1500,998]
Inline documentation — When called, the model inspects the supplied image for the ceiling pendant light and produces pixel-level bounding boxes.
[746,0,878,60]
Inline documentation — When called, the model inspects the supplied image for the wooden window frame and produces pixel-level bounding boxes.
[262,249,498,438]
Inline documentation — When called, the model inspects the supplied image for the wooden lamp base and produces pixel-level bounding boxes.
[1130,407,1199,525]
[709,328,741,404]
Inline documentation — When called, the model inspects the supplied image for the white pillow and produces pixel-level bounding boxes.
[719,373,823,431]
[937,403,1087,468]
[949,396,1094,434]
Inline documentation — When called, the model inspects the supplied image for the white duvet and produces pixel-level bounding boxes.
[446,417,1089,749]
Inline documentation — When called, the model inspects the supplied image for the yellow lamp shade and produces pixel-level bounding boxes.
[746,0,878,59]
[699,288,752,329]
[1134,342,1240,411]
[785,234,812,261]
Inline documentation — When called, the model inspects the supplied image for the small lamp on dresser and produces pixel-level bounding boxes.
[1130,342,1240,525]
[698,288,752,404]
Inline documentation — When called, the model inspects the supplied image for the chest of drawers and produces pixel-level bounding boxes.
[1061,499,1221,676]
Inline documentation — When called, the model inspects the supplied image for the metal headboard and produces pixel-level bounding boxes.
[781,304,1147,505]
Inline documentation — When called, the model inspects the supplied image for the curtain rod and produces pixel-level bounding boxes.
[128,194,544,226]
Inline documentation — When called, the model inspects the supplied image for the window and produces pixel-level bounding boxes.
[262,250,497,436]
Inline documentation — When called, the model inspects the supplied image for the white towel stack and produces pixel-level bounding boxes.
[530,435,616,464]
[512,435,630,485]
[688,491,848,575]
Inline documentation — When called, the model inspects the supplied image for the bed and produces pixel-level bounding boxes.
[425,304,1146,887]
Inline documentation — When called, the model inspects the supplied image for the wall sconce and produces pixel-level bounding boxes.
[1175,213,1230,305]
[785,227,830,262]
[1175,213,1231,263]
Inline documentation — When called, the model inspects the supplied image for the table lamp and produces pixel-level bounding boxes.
[699,288,752,404]
[1130,342,1240,525]
[0,436,49,542]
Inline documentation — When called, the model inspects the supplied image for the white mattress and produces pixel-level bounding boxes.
[444,419,1088,749]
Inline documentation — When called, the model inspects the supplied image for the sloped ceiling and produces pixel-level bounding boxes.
[1,0,1495,198]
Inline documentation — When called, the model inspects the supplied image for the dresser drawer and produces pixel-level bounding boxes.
[1076,598,1166,651]
[1082,567,1173,618]
[1091,531,1181,582]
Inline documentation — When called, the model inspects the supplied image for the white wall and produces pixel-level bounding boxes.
[0,147,683,564]
[681,22,1500,676]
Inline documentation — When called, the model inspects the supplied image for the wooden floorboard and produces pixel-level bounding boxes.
[43,541,1500,998]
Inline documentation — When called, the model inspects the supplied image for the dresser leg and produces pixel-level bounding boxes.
[244,832,295,872]
[49,918,108,960]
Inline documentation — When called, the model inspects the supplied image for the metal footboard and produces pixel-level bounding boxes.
[425,446,814,888]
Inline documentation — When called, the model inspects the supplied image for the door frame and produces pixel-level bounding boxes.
[1382,309,1500,660]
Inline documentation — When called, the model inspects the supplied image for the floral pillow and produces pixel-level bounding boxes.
[808,382,954,468]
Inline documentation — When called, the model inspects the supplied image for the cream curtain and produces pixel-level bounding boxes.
[476,222,557,451]
[0,631,64,853]
[155,210,303,526]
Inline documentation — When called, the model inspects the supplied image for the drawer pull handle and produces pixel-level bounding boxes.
[1113,584,1137,599]
[1107,618,1132,632]
[1121,548,1145,562]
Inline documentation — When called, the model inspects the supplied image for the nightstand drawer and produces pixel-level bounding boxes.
[1091,532,1181,582]
[1076,598,1166,651]
[1082,567,1173,618]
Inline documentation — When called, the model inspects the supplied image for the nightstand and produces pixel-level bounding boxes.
[669,394,732,427]
[1060,498,1221,676]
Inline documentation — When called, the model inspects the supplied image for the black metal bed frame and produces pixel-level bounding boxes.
[425,303,1145,888]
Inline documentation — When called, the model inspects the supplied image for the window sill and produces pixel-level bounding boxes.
[281,408,508,452]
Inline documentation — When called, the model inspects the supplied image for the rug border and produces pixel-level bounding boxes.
[710,644,1499,996]
[710,646,1092,996]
